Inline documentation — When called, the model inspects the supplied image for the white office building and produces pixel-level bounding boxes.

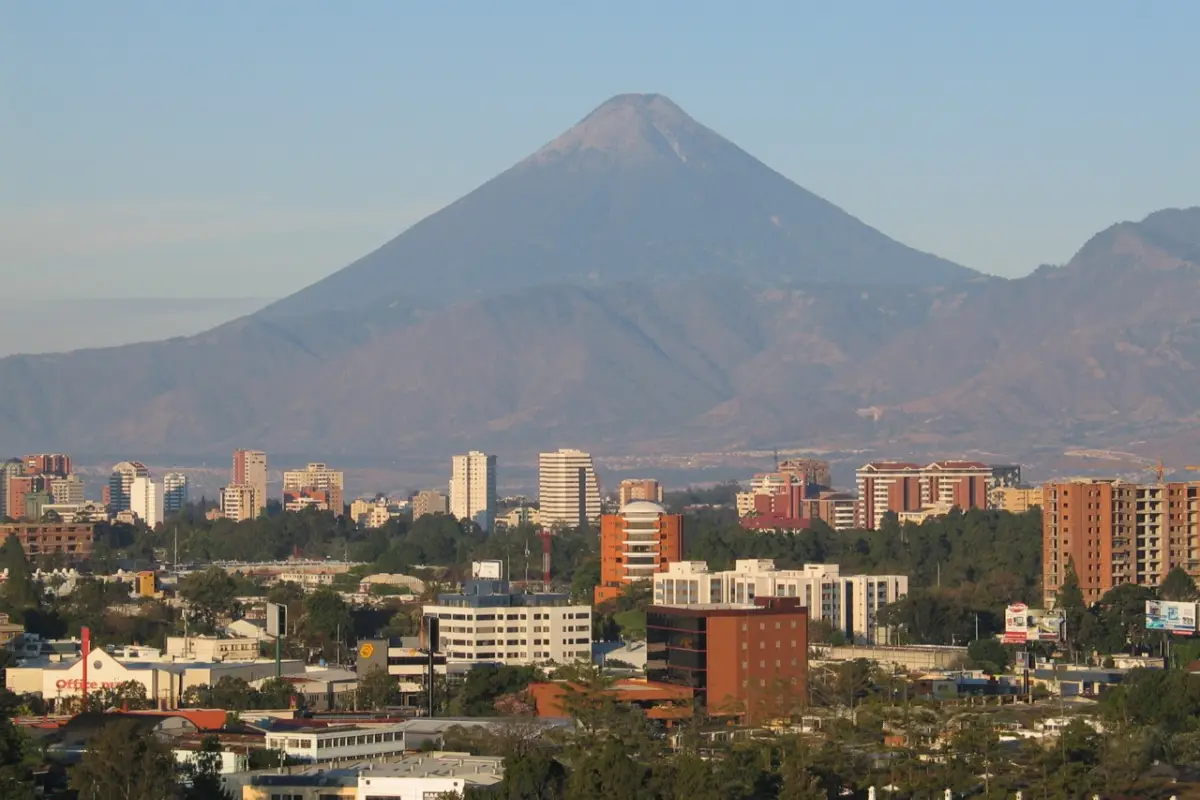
[130,476,164,529]
[538,448,601,529]
[423,563,592,665]
[264,723,411,762]
[449,451,497,533]
[162,472,188,515]
[652,560,909,645]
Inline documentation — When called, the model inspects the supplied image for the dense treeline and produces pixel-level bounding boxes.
[81,504,1045,647]
[686,508,1044,644]
[433,667,1194,799]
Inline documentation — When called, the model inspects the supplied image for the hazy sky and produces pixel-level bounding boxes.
[4,1,1198,303]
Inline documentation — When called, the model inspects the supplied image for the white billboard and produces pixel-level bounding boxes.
[471,560,503,580]
[1146,600,1197,635]
[1003,603,1063,644]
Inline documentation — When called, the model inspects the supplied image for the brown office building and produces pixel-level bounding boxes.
[596,501,683,604]
[618,479,664,506]
[0,523,95,561]
[778,458,832,489]
[647,597,808,722]
[1043,479,1200,605]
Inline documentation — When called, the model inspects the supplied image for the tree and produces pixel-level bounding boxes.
[98,680,152,712]
[258,678,298,710]
[179,568,239,633]
[264,581,306,635]
[208,677,254,710]
[0,688,36,800]
[966,637,1010,673]
[566,739,654,800]
[0,535,38,612]
[183,734,232,800]
[71,719,178,800]
[450,665,542,716]
[498,749,567,800]
[1160,566,1200,601]
[1056,559,1087,658]
[357,667,401,711]
[300,588,352,659]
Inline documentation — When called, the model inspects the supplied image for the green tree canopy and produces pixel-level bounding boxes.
[1160,566,1200,601]
[179,567,240,633]
[71,719,178,800]
[357,666,401,711]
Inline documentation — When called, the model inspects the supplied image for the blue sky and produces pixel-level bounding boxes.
[4,1,1198,302]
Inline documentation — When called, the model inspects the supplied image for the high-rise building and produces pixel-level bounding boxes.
[799,491,857,531]
[163,472,188,515]
[130,476,164,528]
[854,462,923,529]
[647,598,808,722]
[538,449,601,529]
[1042,478,1200,606]
[282,463,344,515]
[6,476,37,522]
[412,490,449,520]
[232,450,267,518]
[0,459,26,520]
[654,560,908,644]
[220,484,259,523]
[596,501,683,604]
[423,563,592,666]
[22,454,71,478]
[450,451,497,533]
[618,479,663,506]
[47,475,85,506]
[854,460,1008,529]
[108,461,149,512]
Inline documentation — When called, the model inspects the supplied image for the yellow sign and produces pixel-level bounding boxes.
[358,643,375,659]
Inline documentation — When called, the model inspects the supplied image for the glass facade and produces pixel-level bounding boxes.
[647,611,708,696]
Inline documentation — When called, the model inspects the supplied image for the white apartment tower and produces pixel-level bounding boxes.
[162,472,188,515]
[108,461,150,512]
[449,451,497,533]
[130,476,164,529]
[538,449,601,529]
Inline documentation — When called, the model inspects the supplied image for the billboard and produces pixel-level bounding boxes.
[1003,603,1063,644]
[1146,600,1197,635]
[472,560,503,580]
[265,602,287,638]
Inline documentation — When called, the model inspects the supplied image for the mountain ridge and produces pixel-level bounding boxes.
[0,94,1197,467]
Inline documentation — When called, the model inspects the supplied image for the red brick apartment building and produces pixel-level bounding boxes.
[647,598,808,723]
[0,523,94,561]
[855,460,1014,529]
[1043,479,1200,606]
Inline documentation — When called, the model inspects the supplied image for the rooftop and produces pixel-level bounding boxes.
[366,752,504,781]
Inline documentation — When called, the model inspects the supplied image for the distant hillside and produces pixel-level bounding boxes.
[261,93,976,320]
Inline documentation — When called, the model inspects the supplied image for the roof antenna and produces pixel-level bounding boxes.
[774,448,779,471]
